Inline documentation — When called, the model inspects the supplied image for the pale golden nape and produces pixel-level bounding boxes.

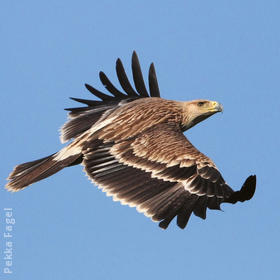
[180,99,223,131]
[5,52,256,230]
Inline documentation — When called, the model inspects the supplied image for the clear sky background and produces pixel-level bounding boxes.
[1,1,279,279]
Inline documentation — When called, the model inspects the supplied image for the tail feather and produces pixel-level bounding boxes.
[6,152,81,192]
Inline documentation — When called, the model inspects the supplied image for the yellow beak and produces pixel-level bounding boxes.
[210,101,223,112]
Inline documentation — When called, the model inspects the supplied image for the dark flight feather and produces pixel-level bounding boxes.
[148,63,161,97]
[131,51,149,97]
[99,71,125,98]
[116,58,139,97]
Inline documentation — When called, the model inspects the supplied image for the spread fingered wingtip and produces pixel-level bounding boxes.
[241,175,256,201]
[225,175,256,204]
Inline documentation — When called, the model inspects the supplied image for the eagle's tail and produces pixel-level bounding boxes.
[5,148,82,192]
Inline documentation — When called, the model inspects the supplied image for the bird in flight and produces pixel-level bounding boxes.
[6,51,256,229]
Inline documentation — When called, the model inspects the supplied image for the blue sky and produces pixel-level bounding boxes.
[1,1,279,279]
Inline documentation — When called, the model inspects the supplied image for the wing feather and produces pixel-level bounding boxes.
[61,52,161,143]
[81,121,235,228]
[176,195,198,229]
[193,196,208,219]
[99,71,126,98]
[131,51,149,97]
[148,63,161,97]
[84,83,114,101]
[116,58,139,97]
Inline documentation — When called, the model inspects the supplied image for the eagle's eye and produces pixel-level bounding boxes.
[197,101,205,107]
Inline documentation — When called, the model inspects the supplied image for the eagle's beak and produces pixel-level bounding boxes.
[211,101,223,112]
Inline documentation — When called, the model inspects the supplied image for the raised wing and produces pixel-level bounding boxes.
[82,122,254,229]
[60,51,161,143]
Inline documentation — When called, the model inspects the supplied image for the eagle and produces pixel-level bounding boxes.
[5,52,256,229]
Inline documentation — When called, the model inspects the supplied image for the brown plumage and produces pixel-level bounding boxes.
[5,51,256,229]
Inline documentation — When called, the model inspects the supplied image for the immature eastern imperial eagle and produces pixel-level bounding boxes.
[6,52,256,229]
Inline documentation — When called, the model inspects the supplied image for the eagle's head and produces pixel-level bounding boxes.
[181,100,223,131]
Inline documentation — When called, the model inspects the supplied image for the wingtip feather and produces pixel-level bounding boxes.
[225,175,256,204]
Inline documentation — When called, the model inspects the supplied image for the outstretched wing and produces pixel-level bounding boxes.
[82,122,250,229]
[60,51,161,143]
